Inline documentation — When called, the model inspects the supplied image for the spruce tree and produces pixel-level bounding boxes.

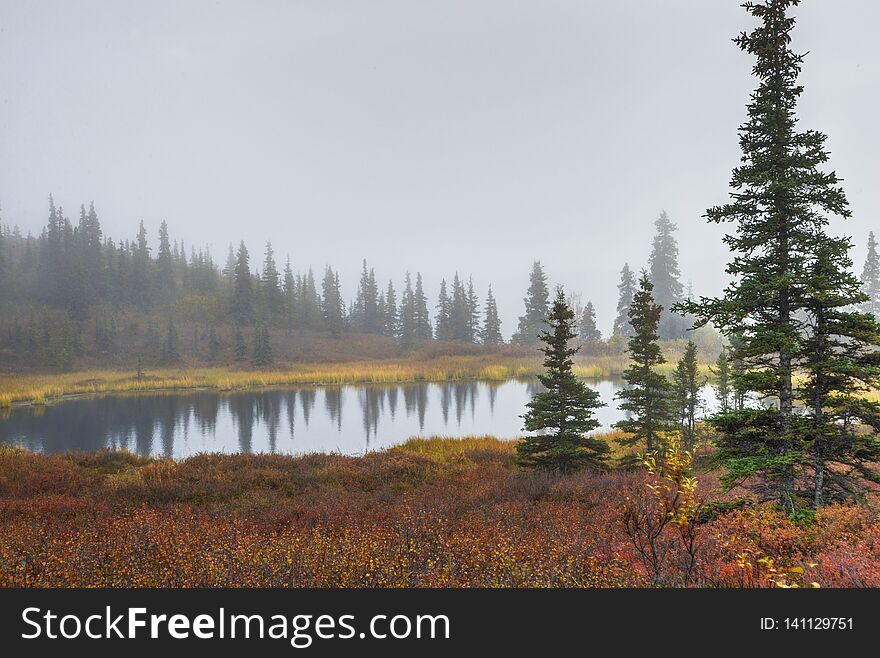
[75,201,103,311]
[481,285,503,346]
[513,261,550,344]
[321,266,345,336]
[230,241,255,325]
[261,241,282,320]
[282,257,298,334]
[800,240,880,506]
[518,288,609,473]
[648,211,684,339]
[223,244,236,280]
[860,231,880,316]
[711,347,731,413]
[672,340,703,451]
[383,280,398,337]
[450,273,469,341]
[612,263,636,338]
[435,279,452,340]
[351,259,380,333]
[466,277,480,343]
[678,0,861,509]
[132,220,152,310]
[399,273,417,343]
[156,220,175,302]
[301,269,321,331]
[614,273,677,458]
[251,324,273,366]
[413,273,432,339]
[579,301,601,342]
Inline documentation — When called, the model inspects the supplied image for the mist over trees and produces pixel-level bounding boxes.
[0,200,522,366]
[649,211,685,340]
[861,231,880,316]
[512,261,550,345]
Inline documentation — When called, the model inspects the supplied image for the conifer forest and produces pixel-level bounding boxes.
[2,0,880,593]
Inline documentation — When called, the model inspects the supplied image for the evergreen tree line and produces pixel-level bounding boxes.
[0,202,506,346]
[519,1,880,513]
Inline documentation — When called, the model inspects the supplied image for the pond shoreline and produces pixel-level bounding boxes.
[0,353,717,409]
[0,378,677,458]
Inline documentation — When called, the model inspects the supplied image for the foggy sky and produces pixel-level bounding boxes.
[2,0,878,337]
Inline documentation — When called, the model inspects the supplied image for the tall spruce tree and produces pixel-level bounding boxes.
[300,268,321,331]
[481,285,503,345]
[230,241,255,324]
[800,240,880,506]
[321,266,345,337]
[156,220,175,303]
[612,263,636,338]
[450,273,469,341]
[435,279,452,340]
[579,301,601,342]
[413,273,432,339]
[614,273,677,458]
[282,257,298,334]
[383,280,398,337]
[513,261,550,344]
[132,220,152,310]
[672,340,703,451]
[466,277,480,343]
[678,0,864,509]
[648,211,685,339]
[860,231,880,316]
[518,288,609,473]
[261,241,282,320]
[399,272,416,343]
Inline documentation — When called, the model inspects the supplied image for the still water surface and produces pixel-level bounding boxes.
[0,379,714,459]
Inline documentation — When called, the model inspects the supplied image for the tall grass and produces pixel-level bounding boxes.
[0,357,541,406]
[0,350,716,407]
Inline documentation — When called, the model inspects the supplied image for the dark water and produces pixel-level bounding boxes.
[0,379,715,458]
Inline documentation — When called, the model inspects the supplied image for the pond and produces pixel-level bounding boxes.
[0,379,716,458]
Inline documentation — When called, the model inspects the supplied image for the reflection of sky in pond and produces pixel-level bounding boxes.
[0,379,715,459]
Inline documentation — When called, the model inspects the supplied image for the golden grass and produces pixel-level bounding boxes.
[0,351,716,408]
[0,357,540,407]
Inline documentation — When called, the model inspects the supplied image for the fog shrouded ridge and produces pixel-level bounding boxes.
[1,1,879,334]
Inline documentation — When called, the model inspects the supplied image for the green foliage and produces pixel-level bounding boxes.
[481,285,504,346]
[612,263,636,339]
[250,325,273,366]
[711,346,731,413]
[230,241,254,325]
[579,301,601,342]
[677,0,871,510]
[614,273,677,458]
[648,211,685,339]
[672,340,704,450]
[321,266,345,337]
[518,288,609,473]
[513,261,550,345]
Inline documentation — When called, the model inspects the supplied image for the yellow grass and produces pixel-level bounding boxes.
[0,350,716,408]
[0,357,542,407]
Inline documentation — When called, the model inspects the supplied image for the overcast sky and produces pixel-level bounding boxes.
[1,0,878,336]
